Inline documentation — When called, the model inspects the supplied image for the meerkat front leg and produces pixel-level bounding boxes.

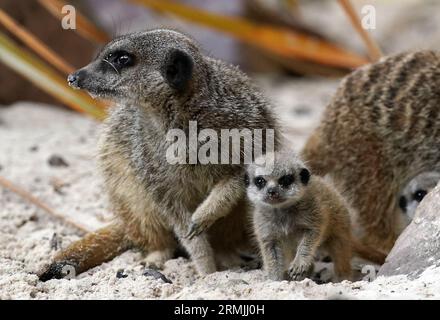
[259,238,286,281]
[175,225,217,275]
[186,176,244,239]
[326,237,353,282]
[288,229,321,281]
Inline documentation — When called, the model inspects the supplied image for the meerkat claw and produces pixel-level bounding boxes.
[288,261,313,281]
[185,223,204,239]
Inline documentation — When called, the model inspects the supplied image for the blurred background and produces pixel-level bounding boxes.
[1,0,440,107]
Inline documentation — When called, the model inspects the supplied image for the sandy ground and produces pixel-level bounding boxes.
[1,78,440,300]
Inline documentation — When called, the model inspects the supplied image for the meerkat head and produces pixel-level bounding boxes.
[399,171,440,221]
[67,29,205,104]
[245,151,311,208]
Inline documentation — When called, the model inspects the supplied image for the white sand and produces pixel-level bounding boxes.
[1,79,439,300]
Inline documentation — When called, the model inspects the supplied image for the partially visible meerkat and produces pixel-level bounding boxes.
[398,171,440,227]
[39,29,279,280]
[245,151,386,282]
[302,51,440,252]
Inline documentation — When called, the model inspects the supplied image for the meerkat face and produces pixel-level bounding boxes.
[67,29,202,104]
[246,152,311,208]
[399,171,440,221]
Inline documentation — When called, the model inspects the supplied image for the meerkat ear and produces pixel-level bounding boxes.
[300,168,310,185]
[162,49,194,91]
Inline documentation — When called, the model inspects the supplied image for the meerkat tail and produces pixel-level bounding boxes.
[351,238,387,265]
[38,223,131,281]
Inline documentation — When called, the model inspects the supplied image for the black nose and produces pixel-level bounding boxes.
[67,73,77,84]
[267,188,279,198]
[67,71,82,88]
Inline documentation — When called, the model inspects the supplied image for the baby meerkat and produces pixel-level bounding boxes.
[302,51,440,252]
[39,29,279,280]
[246,151,386,282]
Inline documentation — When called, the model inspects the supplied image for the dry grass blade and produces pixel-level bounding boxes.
[0,9,74,74]
[130,0,368,69]
[0,175,90,233]
[0,31,107,120]
[338,0,382,62]
[37,0,110,44]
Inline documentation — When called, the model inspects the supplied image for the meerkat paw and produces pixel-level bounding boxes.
[185,217,215,240]
[288,259,314,281]
[142,249,174,270]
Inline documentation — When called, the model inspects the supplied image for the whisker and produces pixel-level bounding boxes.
[103,59,120,75]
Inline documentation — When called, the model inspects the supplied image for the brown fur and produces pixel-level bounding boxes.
[302,51,440,252]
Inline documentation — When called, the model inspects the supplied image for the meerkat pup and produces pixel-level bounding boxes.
[246,151,385,282]
[39,29,279,280]
[302,51,440,252]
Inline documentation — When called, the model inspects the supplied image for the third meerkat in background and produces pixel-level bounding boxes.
[398,172,440,228]
[246,151,386,282]
[302,51,440,252]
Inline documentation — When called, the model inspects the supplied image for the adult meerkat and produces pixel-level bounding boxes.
[246,151,386,282]
[302,51,440,252]
[39,29,279,280]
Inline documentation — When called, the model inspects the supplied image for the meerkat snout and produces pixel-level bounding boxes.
[68,49,136,91]
[67,69,88,90]
[67,73,78,87]
[266,186,279,200]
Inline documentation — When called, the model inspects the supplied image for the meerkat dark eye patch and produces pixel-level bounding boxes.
[103,50,135,73]
[163,49,193,92]
[278,174,294,188]
[413,189,427,202]
[399,195,407,212]
[254,176,267,189]
[299,168,310,185]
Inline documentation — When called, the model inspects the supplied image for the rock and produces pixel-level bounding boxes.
[116,269,128,279]
[378,182,440,278]
[143,268,172,284]
[48,155,69,168]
